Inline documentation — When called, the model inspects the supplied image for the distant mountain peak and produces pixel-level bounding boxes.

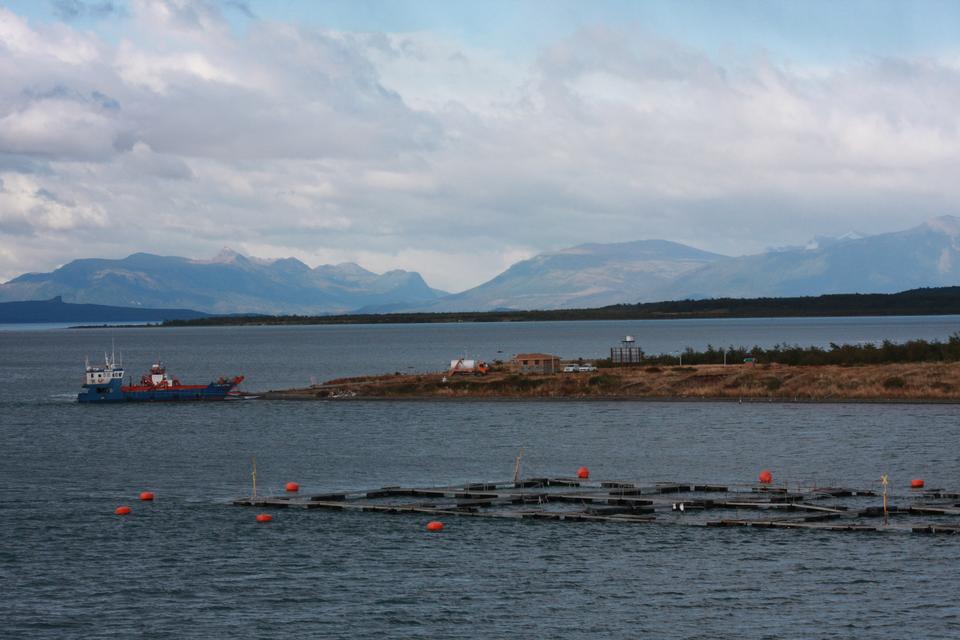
[197,248,287,267]
[802,231,865,251]
[924,215,960,237]
[314,262,376,277]
[189,247,247,265]
[557,238,724,255]
[213,247,244,263]
[835,231,865,241]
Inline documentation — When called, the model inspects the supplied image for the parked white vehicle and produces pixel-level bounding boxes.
[563,364,598,372]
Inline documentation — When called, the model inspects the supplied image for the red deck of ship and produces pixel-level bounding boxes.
[122,383,215,392]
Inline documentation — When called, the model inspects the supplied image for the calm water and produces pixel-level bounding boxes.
[3,318,960,638]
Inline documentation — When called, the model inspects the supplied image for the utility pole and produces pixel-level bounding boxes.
[881,474,889,526]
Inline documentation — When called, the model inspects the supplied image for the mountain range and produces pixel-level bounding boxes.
[655,217,960,301]
[402,239,725,312]
[0,249,444,314]
[2,216,960,314]
[395,215,960,311]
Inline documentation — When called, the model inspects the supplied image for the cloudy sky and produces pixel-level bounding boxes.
[1,0,959,291]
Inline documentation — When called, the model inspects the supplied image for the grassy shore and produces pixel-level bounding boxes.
[258,362,960,402]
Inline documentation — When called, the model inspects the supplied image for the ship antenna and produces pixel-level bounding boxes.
[111,338,115,366]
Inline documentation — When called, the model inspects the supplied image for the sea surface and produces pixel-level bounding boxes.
[3,316,960,638]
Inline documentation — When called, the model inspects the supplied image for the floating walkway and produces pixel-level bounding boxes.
[233,477,960,534]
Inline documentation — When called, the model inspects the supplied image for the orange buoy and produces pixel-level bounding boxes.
[255,513,273,523]
[285,482,300,493]
[426,520,444,532]
[911,478,925,489]
[139,491,155,501]
[577,466,590,479]
[758,469,773,484]
[115,506,132,516]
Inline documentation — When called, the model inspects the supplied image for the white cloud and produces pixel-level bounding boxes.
[0,7,100,64]
[1,4,959,290]
[0,173,108,235]
[114,42,243,93]
[0,93,125,159]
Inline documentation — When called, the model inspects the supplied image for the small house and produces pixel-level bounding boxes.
[511,353,561,374]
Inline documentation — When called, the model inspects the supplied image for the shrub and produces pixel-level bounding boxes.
[499,375,547,392]
[763,377,782,391]
[883,376,906,389]
[387,383,420,394]
[588,374,620,388]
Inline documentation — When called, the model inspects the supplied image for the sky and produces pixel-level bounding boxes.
[1,1,959,292]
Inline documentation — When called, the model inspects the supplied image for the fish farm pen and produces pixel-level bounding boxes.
[234,477,960,535]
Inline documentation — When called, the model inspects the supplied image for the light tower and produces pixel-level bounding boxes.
[611,335,643,365]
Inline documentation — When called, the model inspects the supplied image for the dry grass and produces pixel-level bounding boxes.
[264,362,960,402]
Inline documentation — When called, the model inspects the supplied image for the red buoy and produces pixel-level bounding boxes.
[577,466,590,479]
[115,506,132,516]
[426,521,444,532]
[139,491,155,501]
[911,478,925,489]
[255,513,273,523]
[285,482,300,493]
[758,470,773,484]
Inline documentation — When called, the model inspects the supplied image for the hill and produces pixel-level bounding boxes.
[0,296,209,323]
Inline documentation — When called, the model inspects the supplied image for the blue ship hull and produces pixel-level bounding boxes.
[77,379,240,403]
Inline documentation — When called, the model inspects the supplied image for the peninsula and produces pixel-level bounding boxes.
[257,335,960,402]
[259,362,960,403]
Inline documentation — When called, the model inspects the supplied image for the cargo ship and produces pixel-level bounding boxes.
[78,351,243,403]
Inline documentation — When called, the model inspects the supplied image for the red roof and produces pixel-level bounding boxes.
[513,353,560,360]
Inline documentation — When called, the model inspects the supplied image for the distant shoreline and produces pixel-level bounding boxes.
[157,287,960,327]
[4,286,960,327]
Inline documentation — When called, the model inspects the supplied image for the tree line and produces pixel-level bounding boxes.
[162,286,960,327]
[625,334,960,367]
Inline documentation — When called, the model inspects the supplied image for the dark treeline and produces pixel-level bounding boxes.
[162,286,960,327]
[628,334,960,367]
